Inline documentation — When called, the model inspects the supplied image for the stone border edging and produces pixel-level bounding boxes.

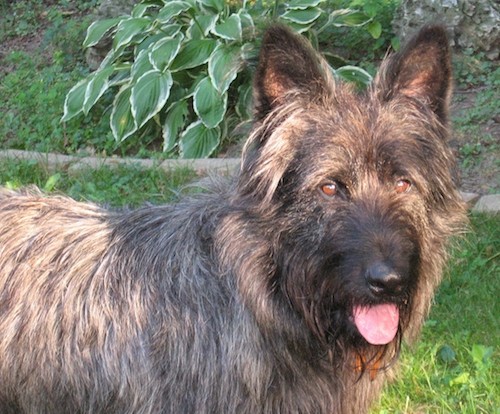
[0,149,498,213]
[0,149,240,175]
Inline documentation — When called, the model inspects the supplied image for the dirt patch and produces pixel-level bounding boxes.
[0,25,52,78]
[0,33,44,56]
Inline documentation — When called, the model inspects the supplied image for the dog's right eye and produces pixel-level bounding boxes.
[395,179,412,194]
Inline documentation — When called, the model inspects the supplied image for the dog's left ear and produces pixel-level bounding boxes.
[254,24,332,119]
[376,25,452,121]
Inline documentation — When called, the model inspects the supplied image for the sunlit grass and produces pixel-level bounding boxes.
[375,214,499,413]
[0,158,197,207]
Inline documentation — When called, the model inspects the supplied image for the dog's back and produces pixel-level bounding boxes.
[0,188,238,413]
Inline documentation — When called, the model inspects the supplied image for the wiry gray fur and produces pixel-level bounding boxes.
[0,25,466,413]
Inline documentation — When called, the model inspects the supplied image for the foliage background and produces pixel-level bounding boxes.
[1,0,399,158]
[61,0,382,158]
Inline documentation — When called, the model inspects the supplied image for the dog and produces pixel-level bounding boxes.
[0,24,466,413]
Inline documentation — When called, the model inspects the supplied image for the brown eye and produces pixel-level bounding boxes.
[320,182,338,198]
[395,179,412,194]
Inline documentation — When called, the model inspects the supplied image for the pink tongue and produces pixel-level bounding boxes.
[353,304,399,345]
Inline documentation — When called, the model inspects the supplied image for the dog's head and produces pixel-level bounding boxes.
[229,25,465,360]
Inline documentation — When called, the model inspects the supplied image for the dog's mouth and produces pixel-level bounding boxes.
[352,304,399,345]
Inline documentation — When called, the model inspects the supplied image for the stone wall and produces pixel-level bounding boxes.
[393,0,499,59]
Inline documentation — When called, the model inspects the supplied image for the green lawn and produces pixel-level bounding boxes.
[375,213,499,413]
[0,158,196,207]
[1,159,498,413]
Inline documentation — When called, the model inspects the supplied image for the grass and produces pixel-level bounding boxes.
[0,1,121,155]
[0,50,113,154]
[0,159,197,207]
[1,159,498,413]
[374,214,499,413]
[0,1,98,40]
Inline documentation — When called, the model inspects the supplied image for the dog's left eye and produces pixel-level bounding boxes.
[395,179,412,194]
[319,182,341,198]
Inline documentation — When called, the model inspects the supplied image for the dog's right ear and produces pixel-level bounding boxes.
[239,26,333,206]
[253,25,332,119]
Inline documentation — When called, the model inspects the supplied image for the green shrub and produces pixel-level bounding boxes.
[317,0,400,72]
[63,0,378,158]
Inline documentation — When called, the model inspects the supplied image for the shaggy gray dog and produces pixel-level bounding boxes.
[0,25,465,413]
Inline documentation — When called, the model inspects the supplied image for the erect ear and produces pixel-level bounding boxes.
[375,25,452,121]
[253,24,333,119]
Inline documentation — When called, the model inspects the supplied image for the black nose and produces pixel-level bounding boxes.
[365,262,404,296]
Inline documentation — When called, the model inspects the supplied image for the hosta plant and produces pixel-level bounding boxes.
[62,0,374,158]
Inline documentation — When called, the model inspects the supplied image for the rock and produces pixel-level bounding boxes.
[0,149,240,177]
[461,191,481,206]
[393,0,500,60]
[67,156,240,176]
[473,194,500,213]
[68,156,160,174]
[159,158,240,175]
[0,149,75,172]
